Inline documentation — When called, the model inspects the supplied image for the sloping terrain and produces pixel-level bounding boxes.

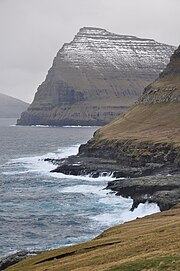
[17,27,175,126]
[0,93,29,118]
[78,45,180,168]
[5,206,180,271]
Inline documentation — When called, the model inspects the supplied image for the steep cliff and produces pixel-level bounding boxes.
[0,93,29,118]
[78,45,180,168]
[17,27,175,126]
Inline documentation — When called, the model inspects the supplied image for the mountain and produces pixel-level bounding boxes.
[51,45,180,180]
[17,27,175,126]
[44,46,180,214]
[0,93,29,118]
[78,45,180,171]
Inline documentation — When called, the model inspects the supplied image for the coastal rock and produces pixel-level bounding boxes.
[47,155,170,178]
[48,45,180,211]
[106,175,180,211]
[17,27,175,126]
[73,45,180,171]
[0,251,39,271]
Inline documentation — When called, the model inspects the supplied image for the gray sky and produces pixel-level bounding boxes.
[0,0,179,103]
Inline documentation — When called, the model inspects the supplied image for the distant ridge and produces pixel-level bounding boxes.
[0,93,29,118]
[17,27,175,126]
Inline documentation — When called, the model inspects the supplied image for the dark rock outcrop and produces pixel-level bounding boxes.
[0,251,40,271]
[48,140,179,178]
[17,27,175,126]
[48,155,167,178]
[106,175,180,211]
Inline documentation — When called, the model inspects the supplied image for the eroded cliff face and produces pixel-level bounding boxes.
[77,45,180,169]
[17,27,175,126]
[138,45,180,104]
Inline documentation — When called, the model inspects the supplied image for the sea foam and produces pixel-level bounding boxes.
[1,142,160,257]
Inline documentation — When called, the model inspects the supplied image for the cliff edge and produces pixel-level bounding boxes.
[50,46,180,209]
[79,45,180,168]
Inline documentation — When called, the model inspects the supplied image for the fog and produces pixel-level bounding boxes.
[0,0,179,102]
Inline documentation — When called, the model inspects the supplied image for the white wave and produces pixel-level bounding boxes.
[51,171,114,182]
[2,170,31,175]
[91,201,160,227]
[63,126,99,128]
[30,125,52,127]
[59,184,105,195]
[59,185,130,201]
[98,195,132,206]
[4,144,80,175]
[3,143,116,183]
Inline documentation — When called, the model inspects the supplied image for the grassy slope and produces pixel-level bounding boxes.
[94,102,180,145]
[94,45,180,146]
[7,206,180,271]
[9,48,180,271]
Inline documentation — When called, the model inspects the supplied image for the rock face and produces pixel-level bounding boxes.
[49,45,180,210]
[17,27,175,126]
[106,175,180,211]
[0,93,29,118]
[77,45,180,168]
[0,251,41,271]
[138,44,180,104]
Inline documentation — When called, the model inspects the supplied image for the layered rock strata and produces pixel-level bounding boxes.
[76,45,180,168]
[50,46,180,209]
[17,27,175,126]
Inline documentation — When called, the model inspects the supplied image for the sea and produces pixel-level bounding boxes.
[0,118,160,258]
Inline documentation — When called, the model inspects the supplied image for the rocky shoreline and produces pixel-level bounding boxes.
[106,175,180,211]
[0,251,42,271]
[2,154,179,271]
[2,137,180,270]
[45,152,180,212]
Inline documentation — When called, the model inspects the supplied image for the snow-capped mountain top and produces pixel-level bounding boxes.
[60,27,174,74]
[17,27,176,126]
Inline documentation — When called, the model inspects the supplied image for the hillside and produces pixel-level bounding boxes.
[78,45,180,169]
[17,27,175,126]
[0,93,29,118]
[5,205,180,271]
[4,44,180,271]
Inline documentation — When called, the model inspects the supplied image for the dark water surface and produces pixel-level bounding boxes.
[0,119,159,258]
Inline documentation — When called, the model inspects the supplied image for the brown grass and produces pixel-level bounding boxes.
[95,102,180,146]
[7,206,180,271]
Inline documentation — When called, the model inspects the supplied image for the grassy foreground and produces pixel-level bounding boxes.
[7,205,180,271]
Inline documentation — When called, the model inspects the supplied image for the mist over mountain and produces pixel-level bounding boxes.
[0,93,29,118]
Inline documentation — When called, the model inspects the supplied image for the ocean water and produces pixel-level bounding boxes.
[0,118,160,258]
